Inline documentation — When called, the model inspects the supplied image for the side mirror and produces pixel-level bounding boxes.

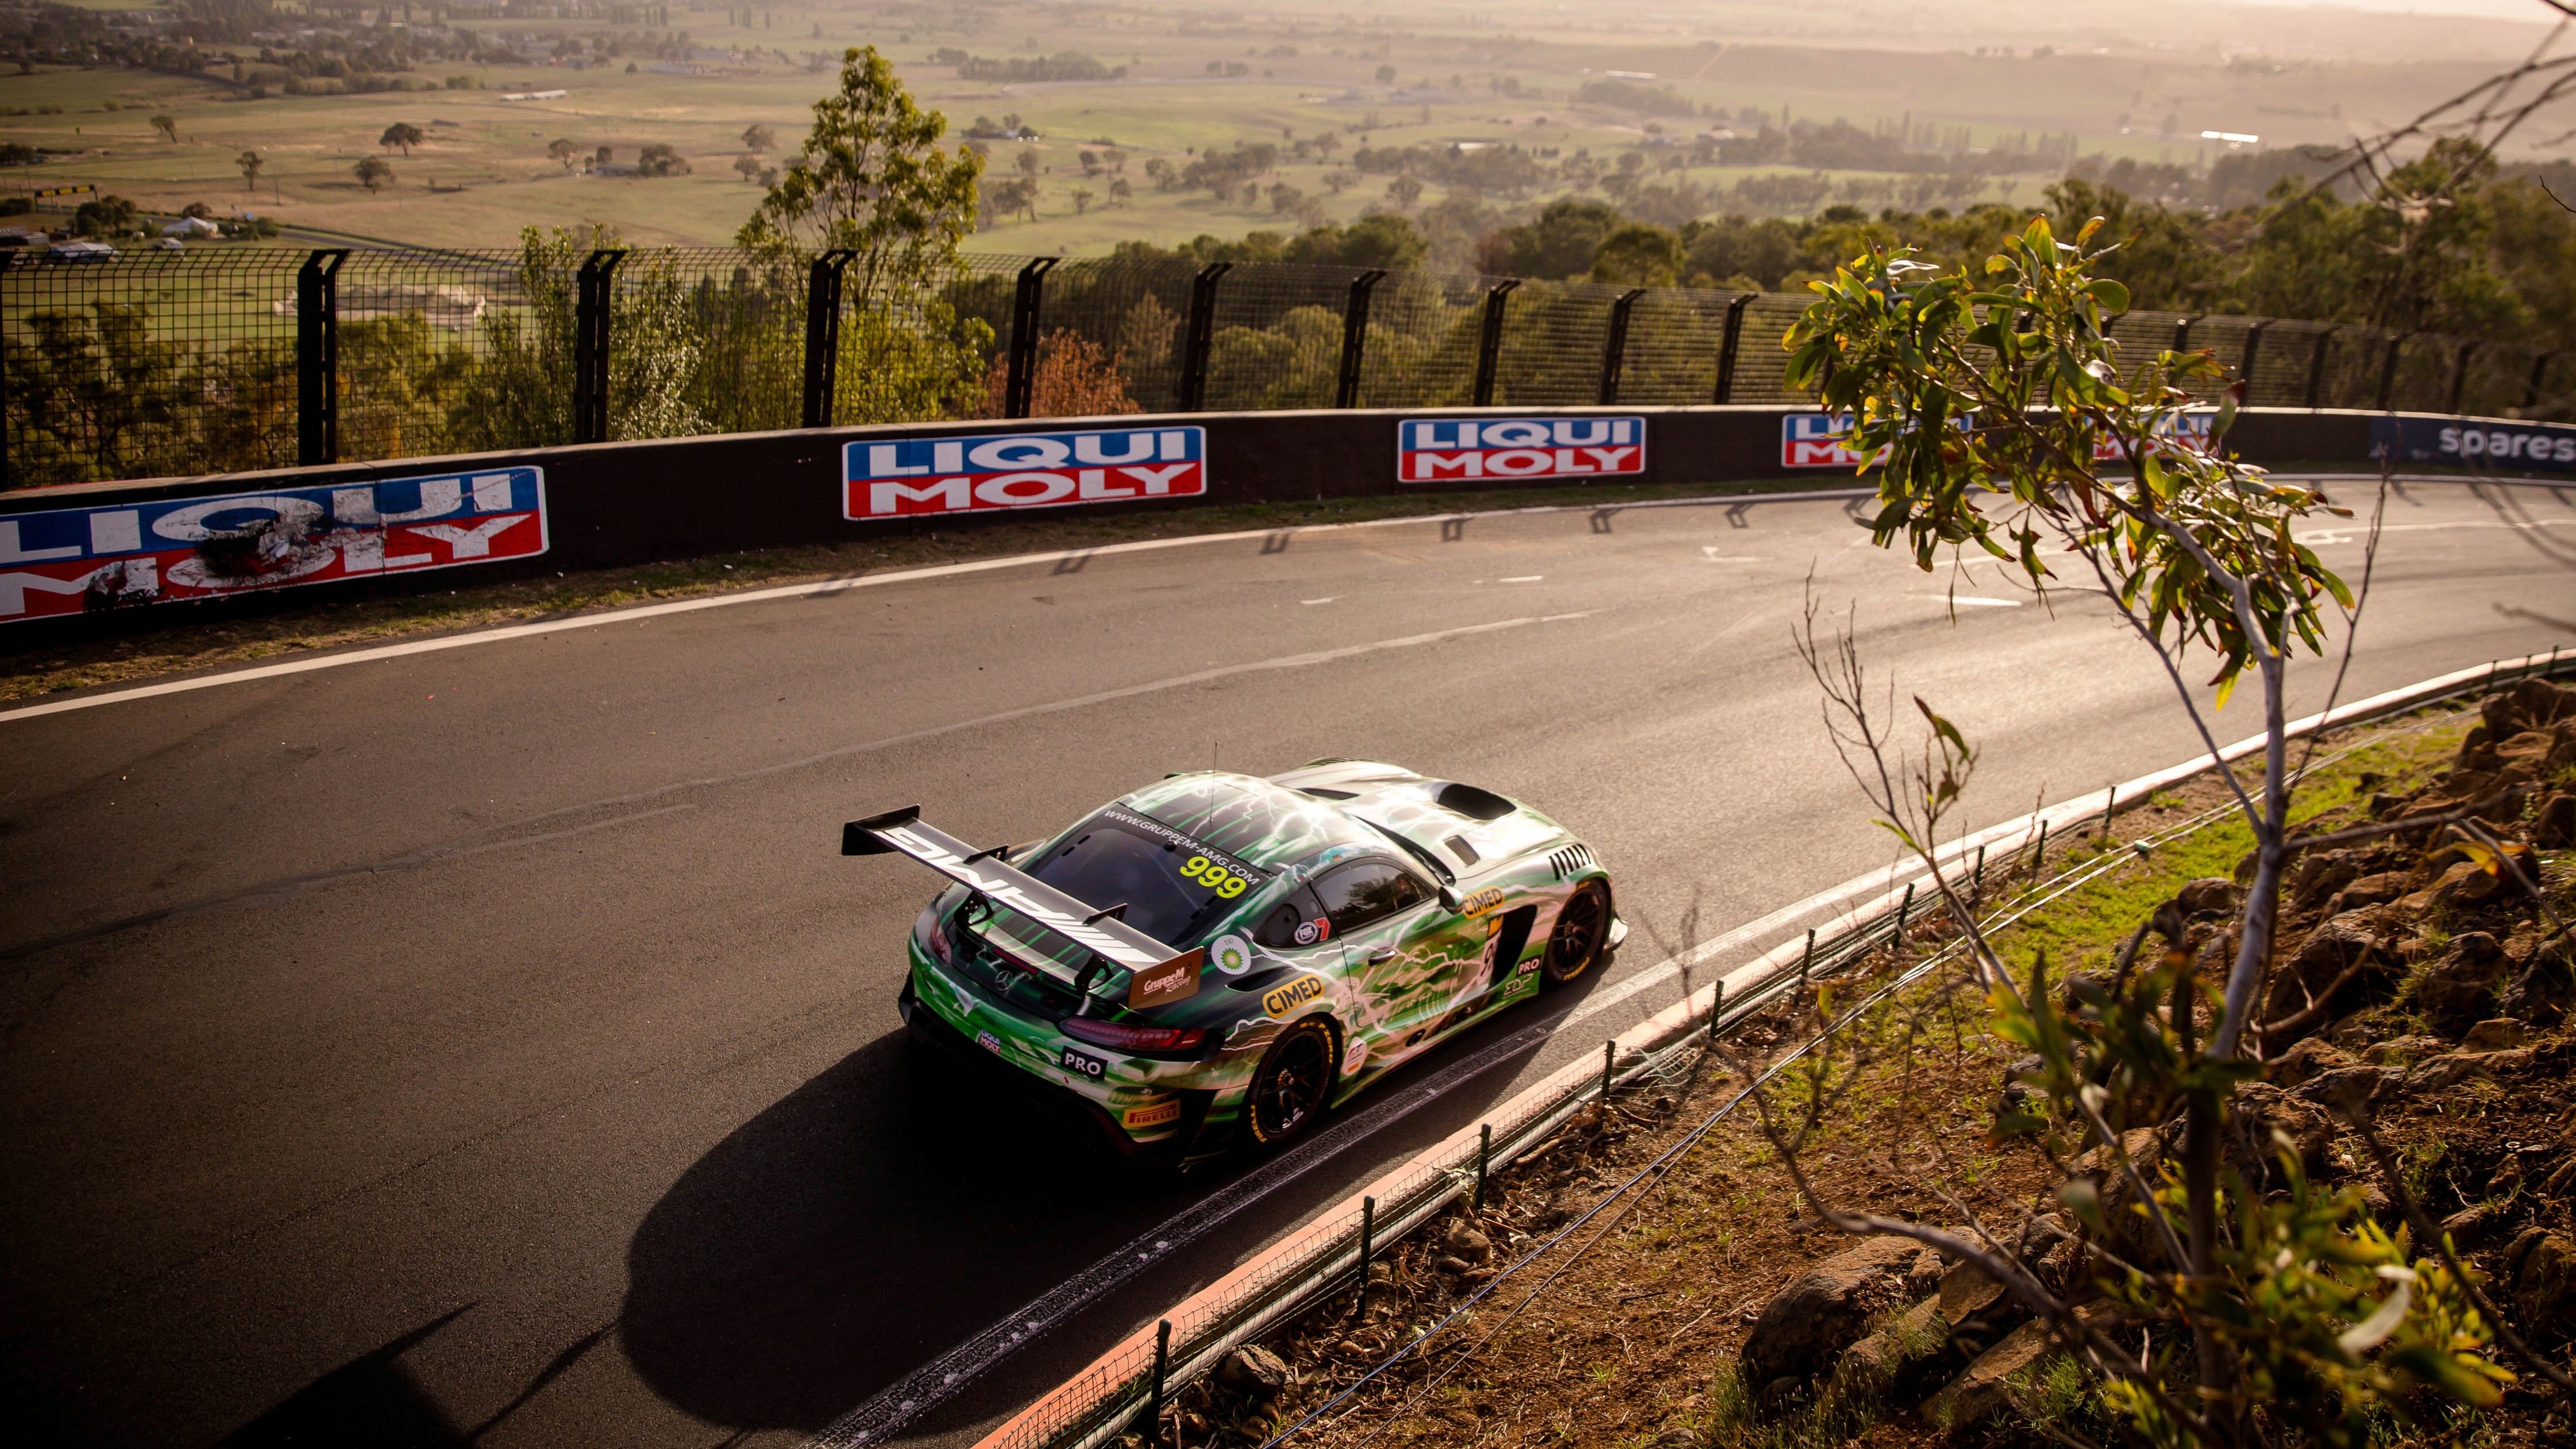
[1438,885,1461,913]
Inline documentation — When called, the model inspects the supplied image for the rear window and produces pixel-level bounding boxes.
[1025,806,1271,948]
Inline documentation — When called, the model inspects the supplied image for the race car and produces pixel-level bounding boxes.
[847,760,1623,1166]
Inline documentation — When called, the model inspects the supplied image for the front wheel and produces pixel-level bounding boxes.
[1245,1019,1338,1146]
[1540,880,1611,987]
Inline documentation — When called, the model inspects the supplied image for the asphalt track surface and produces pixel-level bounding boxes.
[3,478,2571,1449]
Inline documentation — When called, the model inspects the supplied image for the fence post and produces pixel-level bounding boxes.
[1474,1122,1491,1207]
[2528,349,2559,411]
[1175,260,1230,414]
[1706,977,1725,1043]
[1353,1196,1376,1319]
[2306,324,2340,409]
[2172,314,2197,354]
[1140,1318,1171,1446]
[1002,255,1061,420]
[572,249,626,445]
[2376,330,2413,412]
[1334,266,1385,409]
[1471,277,1521,407]
[2448,339,2479,415]
[1598,287,1645,405]
[800,248,857,428]
[295,249,348,466]
[2239,318,2270,395]
[1713,292,1755,404]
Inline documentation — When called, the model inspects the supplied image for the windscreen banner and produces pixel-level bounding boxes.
[0,467,547,624]
[1396,417,1646,483]
[844,426,1207,519]
[2373,415,2576,472]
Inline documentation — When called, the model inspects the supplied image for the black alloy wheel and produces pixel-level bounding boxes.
[1540,880,1611,987]
[1246,1018,1337,1146]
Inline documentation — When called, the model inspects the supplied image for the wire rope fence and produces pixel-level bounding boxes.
[5,244,2569,489]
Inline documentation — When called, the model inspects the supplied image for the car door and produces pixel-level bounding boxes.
[1312,859,1479,1071]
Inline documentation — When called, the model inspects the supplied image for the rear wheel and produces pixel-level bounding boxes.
[1540,881,1611,987]
[1245,1019,1338,1146]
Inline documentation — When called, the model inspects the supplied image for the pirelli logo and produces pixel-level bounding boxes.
[1123,1097,1182,1130]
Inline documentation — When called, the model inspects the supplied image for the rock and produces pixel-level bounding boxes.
[1650,1430,1698,1449]
[2268,1037,2353,1088]
[1217,1344,1291,1401]
[2416,949,2509,1031]
[1937,1258,2008,1321]
[1926,1317,2065,1428]
[2226,1082,2335,1184]
[1756,1376,1804,1414]
[2292,1064,2404,1114]
[2512,1232,2576,1336]
[1432,1254,1473,1275]
[1440,1223,1493,1264]
[2439,1203,2506,1249]
[1832,1296,1946,1397]
[2262,911,2394,1025]
[2497,955,2573,1026]
[1737,1234,1922,1388]
[2362,1034,2447,1066]
[1904,1247,1947,1296]
[2176,877,2238,917]
[2327,872,2410,913]
[2486,679,2576,739]
[2403,1053,2500,1094]
[2291,851,2362,909]
[2536,794,2576,849]
[2464,1018,2528,1050]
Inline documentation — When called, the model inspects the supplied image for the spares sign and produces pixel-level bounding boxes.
[0,467,546,625]
[1783,412,2217,469]
[844,426,1206,519]
[1397,417,1645,484]
[2374,416,2576,472]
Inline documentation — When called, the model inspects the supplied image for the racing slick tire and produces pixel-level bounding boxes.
[1245,1018,1339,1147]
[1539,881,1611,988]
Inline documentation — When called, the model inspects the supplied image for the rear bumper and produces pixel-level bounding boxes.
[897,975,1216,1158]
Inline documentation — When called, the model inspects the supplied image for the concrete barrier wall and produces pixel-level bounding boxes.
[0,405,2521,641]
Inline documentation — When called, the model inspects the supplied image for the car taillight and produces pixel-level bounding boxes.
[921,910,952,965]
[1061,1016,1205,1053]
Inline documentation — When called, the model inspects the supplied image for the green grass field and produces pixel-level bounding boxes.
[0,0,2550,253]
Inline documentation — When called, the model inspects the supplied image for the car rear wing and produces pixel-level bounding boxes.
[843,805,1204,1007]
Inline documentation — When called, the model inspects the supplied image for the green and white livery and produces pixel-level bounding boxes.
[849,761,1622,1165]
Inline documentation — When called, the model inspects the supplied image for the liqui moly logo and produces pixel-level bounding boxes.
[2092,412,2218,463]
[843,427,1206,519]
[1397,417,1645,484]
[0,467,546,624]
[1781,413,1878,469]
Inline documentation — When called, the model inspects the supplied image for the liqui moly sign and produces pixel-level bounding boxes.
[0,467,546,624]
[1397,417,1645,484]
[843,426,1206,519]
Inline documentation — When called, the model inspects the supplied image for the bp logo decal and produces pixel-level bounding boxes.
[1210,933,1255,976]
[1262,974,1328,1017]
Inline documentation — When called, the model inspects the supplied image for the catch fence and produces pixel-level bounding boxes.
[2,243,2565,489]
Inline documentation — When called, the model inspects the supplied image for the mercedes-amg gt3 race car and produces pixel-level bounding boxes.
[847,760,1623,1165]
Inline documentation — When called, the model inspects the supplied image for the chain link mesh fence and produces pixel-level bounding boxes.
[3,244,2564,489]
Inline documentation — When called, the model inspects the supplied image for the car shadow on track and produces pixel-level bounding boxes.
[617,969,1591,1439]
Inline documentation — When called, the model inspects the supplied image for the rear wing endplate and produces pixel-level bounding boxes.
[843,805,1203,1006]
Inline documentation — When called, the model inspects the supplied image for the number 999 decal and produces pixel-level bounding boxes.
[1181,855,1250,898]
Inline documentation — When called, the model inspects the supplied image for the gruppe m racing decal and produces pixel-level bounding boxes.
[0,467,546,624]
[843,426,1206,519]
[1397,417,1645,483]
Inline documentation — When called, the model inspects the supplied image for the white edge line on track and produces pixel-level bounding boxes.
[3,471,2556,725]
[953,644,2566,1449]
[0,486,1875,724]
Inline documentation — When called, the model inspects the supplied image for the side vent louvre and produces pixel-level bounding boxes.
[1548,843,1593,880]
[1445,833,1480,866]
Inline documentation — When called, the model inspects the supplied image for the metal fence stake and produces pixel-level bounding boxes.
[1799,928,1814,984]
[2100,784,2117,843]
[799,248,857,428]
[1713,292,1755,403]
[2307,324,2341,409]
[1598,287,1645,405]
[294,249,348,466]
[2032,818,2050,878]
[1895,881,1914,945]
[1599,1038,1615,1102]
[1335,268,1387,409]
[1178,260,1229,413]
[2528,349,2560,411]
[1972,845,1987,909]
[2240,319,2270,396]
[1474,1123,1491,1208]
[1471,278,1522,407]
[2377,331,2415,412]
[1707,978,1725,1044]
[1142,1317,1171,1444]
[572,249,626,445]
[2449,339,2481,415]
[1353,1196,1376,1319]
[1003,256,1061,420]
